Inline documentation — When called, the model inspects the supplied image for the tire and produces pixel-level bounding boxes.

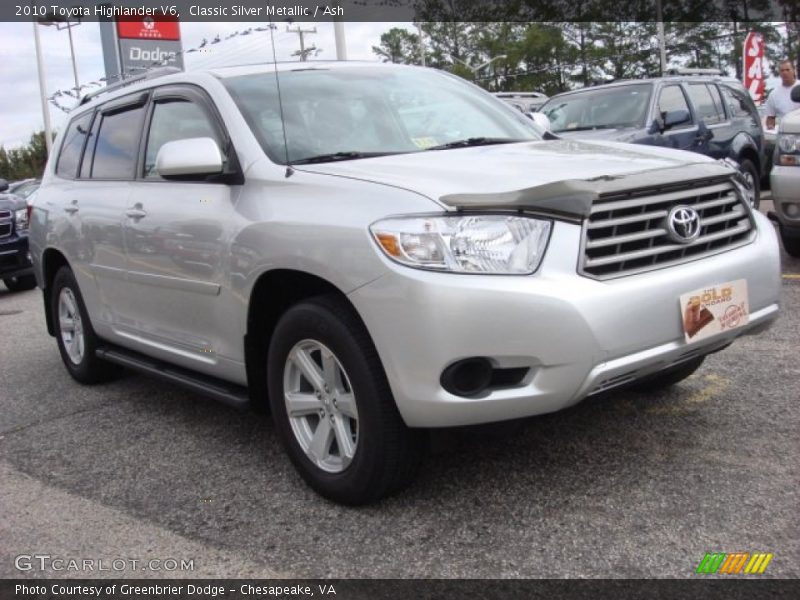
[267,294,424,505]
[630,356,705,392]
[51,266,121,384]
[738,158,760,210]
[781,230,800,258]
[3,274,37,292]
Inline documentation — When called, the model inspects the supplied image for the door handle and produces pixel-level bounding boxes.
[125,206,147,219]
[64,200,79,214]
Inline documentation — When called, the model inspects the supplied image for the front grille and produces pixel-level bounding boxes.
[0,210,12,238]
[580,177,754,279]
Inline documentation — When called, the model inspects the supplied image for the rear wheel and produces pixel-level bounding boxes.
[738,158,760,210]
[631,356,705,392]
[3,274,36,292]
[267,295,424,505]
[51,267,121,384]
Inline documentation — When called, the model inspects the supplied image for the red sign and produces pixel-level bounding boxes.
[117,17,180,41]
[743,31,765,103]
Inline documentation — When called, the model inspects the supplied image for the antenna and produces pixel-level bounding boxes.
[268,19,293,177]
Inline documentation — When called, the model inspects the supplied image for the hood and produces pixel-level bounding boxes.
[0,193,25,211]
[295,139,733,219]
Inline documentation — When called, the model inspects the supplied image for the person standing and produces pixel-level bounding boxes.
[765,59,800,130]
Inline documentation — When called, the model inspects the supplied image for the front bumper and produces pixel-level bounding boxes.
[770,165,800,232]
[0,236,33,280]
[349,213,781,428]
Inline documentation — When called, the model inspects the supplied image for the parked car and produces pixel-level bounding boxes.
[769,85,800,257]
[0,178,35,292]
[30,63,781,504]
[539,72,766,207]
[493,91,549,113]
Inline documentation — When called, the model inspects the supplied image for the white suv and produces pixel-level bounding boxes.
[770,85,800,256]
[30,63,781,504]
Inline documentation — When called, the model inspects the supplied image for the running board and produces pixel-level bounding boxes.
[96,346,251,410]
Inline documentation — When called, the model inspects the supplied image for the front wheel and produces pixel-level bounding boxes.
[738,158,760,210]
[267,295,424,505]
[3,274,36,292]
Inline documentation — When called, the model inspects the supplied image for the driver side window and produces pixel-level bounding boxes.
[658,86,692,128]
[144,99,222,179]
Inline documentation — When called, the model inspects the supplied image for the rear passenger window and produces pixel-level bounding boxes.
[90,105,146,179]
[687,84,724,125]
[144,99,221,178]
[56,112,93,179]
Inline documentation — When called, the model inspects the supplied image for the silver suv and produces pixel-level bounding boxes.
[30,63,781,504]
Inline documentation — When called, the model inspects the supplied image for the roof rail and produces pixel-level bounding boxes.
[79,67,182,106]
[666,67,724,77]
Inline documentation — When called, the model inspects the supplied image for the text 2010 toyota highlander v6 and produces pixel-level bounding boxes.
[30,63,781,504]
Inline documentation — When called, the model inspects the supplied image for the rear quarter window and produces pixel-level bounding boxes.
[55,112,93,179]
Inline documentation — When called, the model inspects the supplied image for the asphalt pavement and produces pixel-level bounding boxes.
[1,217,798,579]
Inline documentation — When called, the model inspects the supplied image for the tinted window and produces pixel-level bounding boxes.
[720,85,754,119]
[144,99,220,178]
[657,85,691,121]
[56,112,93,179]
[708,85,727,119]
[687,83,724,125]
[91,105,146,179]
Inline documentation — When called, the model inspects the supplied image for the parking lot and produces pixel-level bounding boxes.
[1,211,798,579]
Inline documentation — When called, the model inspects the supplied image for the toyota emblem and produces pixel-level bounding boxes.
[666,205,701,243]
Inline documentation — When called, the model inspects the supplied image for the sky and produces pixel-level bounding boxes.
[0,21,404,149]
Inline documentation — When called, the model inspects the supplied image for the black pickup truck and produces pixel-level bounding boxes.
[0,178,35,292]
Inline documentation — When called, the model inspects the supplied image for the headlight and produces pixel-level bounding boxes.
[778,134,798,154]
[370,214,551,274]
[14,208,29,231]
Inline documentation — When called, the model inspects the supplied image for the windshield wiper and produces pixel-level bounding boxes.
[556,125,616,132]
[425,137,525,151]
[291,151,397,165]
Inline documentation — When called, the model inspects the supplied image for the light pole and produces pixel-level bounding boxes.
[32,21,53,157]
[38,18,82,94]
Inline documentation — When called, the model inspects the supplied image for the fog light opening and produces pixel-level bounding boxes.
[441,358,493,397]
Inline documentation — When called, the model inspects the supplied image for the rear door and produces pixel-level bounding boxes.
[121,85,242,375]
[685,82,729,158]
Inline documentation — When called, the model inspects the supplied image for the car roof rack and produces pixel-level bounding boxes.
[666,67,724,77]
[79,67,183,106]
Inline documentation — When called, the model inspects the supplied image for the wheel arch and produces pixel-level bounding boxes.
[40,248,71,337]
[244,268,375,409]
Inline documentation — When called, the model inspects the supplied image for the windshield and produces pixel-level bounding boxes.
[541,84,652,133]
[223,66,541,164]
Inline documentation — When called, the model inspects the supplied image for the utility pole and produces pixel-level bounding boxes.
[415,23,426,66]
[657,0,667,75]
[286,25,317,61]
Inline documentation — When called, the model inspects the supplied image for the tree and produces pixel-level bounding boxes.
[0,131,49,181]
[372,28,420,64]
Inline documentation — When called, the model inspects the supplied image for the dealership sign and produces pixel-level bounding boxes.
[99,16,184,82]
[743,31,765,103]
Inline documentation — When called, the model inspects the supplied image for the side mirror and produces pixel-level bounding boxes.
[664,109,691,129]
[530,112,552,132]
[0,178,8,192]
[648,117,665,134]
[156,137,223,178]
[792,86,800,103]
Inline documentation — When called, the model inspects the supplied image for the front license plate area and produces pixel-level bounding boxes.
[679,279,749,344]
